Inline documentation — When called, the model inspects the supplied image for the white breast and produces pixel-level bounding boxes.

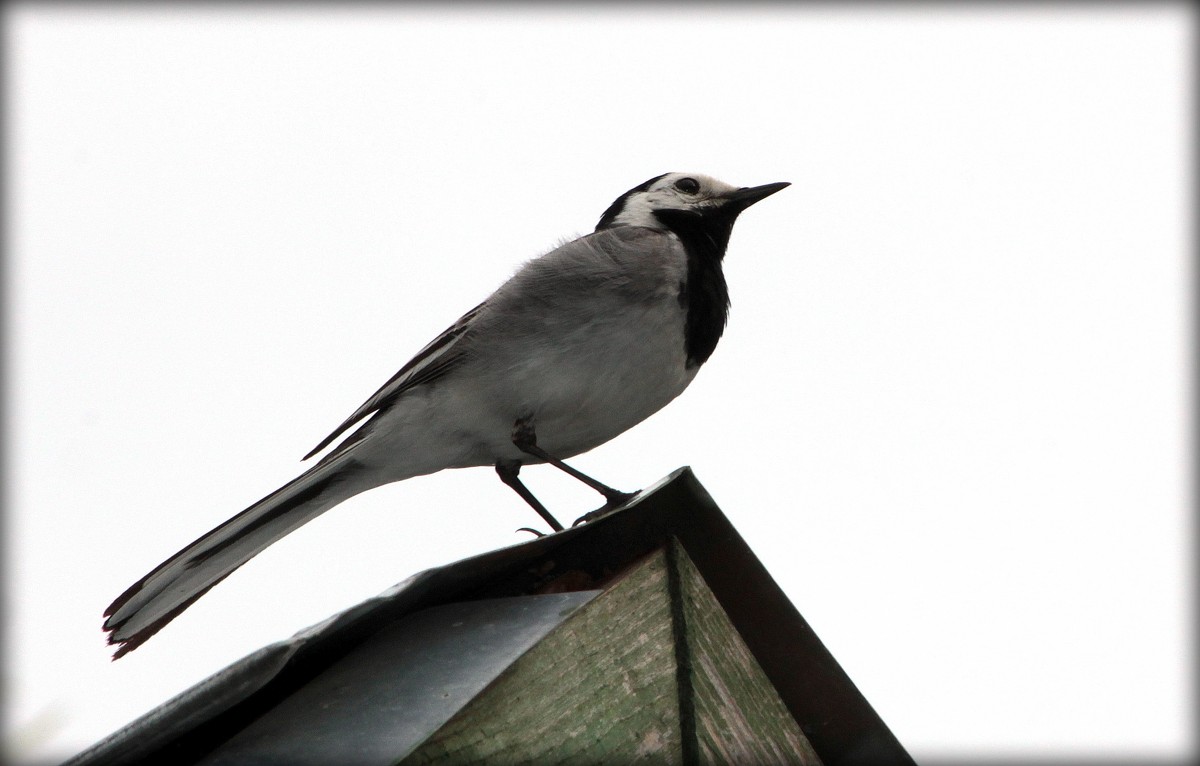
[516,294,697,457]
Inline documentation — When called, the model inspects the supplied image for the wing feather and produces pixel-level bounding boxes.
[301,301,484,461]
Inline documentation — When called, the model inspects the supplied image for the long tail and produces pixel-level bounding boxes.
[102,453,368,659]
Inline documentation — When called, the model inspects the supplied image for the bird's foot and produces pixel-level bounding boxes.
[572,489,640,526]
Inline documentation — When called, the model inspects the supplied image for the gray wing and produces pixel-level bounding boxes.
[302,301,484,461]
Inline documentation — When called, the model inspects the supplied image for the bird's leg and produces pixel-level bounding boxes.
[495,460,564,533]
[510,418,639,511]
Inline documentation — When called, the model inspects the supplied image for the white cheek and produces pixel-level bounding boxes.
[613,195,661,228]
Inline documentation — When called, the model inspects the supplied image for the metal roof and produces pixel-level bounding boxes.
[68,467,913,766]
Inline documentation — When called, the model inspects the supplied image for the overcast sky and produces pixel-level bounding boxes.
[5,4,1192,764]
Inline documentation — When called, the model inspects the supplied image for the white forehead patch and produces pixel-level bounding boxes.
[610,172,740,229]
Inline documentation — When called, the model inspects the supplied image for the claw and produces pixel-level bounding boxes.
[516,527,547,538]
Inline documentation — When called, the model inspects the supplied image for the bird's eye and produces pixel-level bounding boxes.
[674,177,700,194]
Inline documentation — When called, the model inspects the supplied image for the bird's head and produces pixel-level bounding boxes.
[595,172,789,233]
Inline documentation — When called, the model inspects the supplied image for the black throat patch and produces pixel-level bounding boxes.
[653,207,738,369]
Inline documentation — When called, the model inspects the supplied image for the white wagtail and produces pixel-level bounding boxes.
[102,172,788,658]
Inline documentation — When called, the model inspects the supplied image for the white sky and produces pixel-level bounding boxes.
[4,4,1192,764]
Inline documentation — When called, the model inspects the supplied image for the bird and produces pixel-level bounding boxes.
[102,172,789,658]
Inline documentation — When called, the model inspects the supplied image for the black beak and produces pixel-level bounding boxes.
[723,181,790,212]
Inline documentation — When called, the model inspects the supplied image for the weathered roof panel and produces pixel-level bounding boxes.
[200,591,599,766]
[68,468,914,766]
